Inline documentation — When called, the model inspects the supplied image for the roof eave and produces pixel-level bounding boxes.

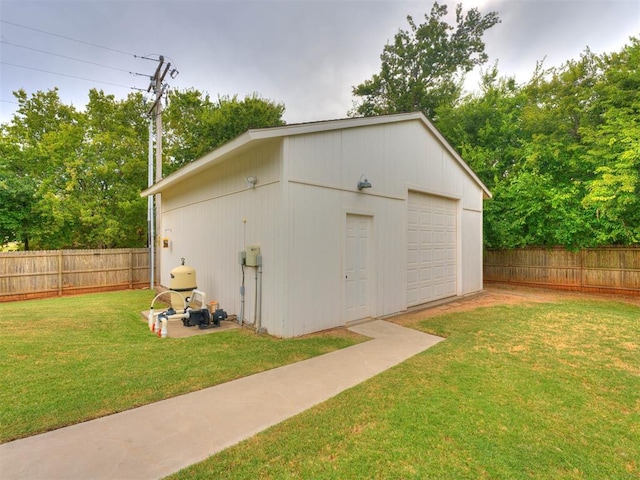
[414,113,492,199]
[141,130,256,197]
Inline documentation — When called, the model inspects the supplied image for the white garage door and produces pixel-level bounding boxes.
[407,192,457,306]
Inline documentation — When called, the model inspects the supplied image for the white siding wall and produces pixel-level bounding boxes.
[460,163,485,294]
[286,120,483,205]
[159,141,287,337]
[460,208,484,294]
[284,120,485,334]
[284,182,406,336]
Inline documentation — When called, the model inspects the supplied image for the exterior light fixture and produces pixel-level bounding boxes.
[246,176,257,188]
[357,175,372,191]
[162,229,172,249]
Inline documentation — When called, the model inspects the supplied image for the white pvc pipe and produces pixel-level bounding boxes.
[149,290,187,312]
[160,318,168,338]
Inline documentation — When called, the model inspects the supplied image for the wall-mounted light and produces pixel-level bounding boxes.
[246,176,257,188]
[357,175,372,191]
[162,228,172,249]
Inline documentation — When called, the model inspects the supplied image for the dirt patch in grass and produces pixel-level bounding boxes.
[389,283,640,330]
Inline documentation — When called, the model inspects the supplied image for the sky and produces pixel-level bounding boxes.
[0,0,638,125]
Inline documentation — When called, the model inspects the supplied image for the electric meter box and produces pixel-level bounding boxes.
[245,245,261,267]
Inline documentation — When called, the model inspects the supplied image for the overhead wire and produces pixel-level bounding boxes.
[0,40,148,76]
[0,19,157,61]
[0,19,176,112]
[0,61,142,91]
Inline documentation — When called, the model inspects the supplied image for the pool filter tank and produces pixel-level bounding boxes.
[169,258,197,310]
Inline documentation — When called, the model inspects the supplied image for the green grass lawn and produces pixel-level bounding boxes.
[0,290,364,443]
[169,299,640,479]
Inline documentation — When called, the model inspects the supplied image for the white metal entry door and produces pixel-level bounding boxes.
[407,192,457,306]
[344,214,372,322]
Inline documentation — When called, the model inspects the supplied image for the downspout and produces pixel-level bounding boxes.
[253,263,258,330]
[256,255,263,334]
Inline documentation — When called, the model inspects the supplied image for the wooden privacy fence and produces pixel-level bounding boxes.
[0,248,150,302]
[484,246,640,295]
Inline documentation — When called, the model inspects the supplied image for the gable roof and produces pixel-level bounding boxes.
[141,112,491,199]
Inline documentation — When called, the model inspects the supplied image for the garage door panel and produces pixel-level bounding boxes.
[420,286,433,300]
[407,192,457,307]
[407,270,418,284]
[420,231,432,244]
[420,249,432,262]
[419,269,432,281]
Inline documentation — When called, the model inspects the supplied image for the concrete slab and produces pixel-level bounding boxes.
[0,321,443,480]
[140,311,240,338]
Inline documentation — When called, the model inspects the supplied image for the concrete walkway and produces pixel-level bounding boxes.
[0,321,443,480]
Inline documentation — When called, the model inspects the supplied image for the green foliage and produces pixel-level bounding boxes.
[0,87,285,249]
[580,39,640,244]
[1,89,81,249]
[0,158,38,249]
[164,91,285,174]
[351,1,500,119]
[436,66,526,191]
[436,38,640,248]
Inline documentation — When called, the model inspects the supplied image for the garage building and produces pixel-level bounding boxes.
[142,112,491,337]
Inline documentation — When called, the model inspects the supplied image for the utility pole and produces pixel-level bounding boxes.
[147,55,172,289]
[148,117,154,289]
[149,56,171,181]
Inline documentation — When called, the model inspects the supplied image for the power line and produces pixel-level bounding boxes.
[0,61,141,91]
[0,40,148,76]
[0,19,157,61]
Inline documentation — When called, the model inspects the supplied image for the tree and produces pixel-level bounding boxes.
[70,90,150,248]
[0,145,38,249]
[164,91,285,174]
[0,89,149,249]
[0,89,81,249]
[351,1,500,119]
[436,66,526,191]
[581,39,640,244]
[436,39,640,248]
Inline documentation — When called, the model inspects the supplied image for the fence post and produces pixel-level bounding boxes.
[580,249,585,290]
[57,250,63,296]
[129,250,133,290]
